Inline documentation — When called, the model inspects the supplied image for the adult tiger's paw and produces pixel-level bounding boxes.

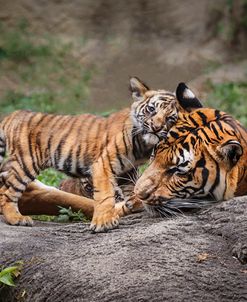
[90,208,119,233]
[2,202,33,226]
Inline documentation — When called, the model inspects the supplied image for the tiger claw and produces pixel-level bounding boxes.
[90,212,120,233]
[5,213,33,226]
[2,201,34,226]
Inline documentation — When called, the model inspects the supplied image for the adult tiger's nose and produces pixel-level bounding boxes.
[134,178,157,200]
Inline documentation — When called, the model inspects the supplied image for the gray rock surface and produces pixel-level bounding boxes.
[0,196,247,302]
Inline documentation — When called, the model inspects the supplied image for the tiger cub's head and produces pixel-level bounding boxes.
[129,77,202,145]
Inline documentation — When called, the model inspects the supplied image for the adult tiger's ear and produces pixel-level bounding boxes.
[129,77,149,102]
[218,140,243,168]
[176,82,203,112]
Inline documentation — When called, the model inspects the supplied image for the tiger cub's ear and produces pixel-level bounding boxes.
[176,83,203,112]
[217,140,243,168]
[129,77,150,102]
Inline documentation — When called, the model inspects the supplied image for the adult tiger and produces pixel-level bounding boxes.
[134,88,247,215]
[0,77,201,232]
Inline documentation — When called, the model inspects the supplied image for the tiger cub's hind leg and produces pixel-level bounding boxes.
[0,158,37,226]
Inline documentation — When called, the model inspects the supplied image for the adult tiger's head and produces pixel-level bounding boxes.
[129,77,202,145]
[134,101,247,212]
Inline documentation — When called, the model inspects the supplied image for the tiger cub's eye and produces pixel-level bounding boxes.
[147,105,155,113]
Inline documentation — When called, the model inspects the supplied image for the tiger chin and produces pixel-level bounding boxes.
[0,77,198,232]
[134,84,247,217]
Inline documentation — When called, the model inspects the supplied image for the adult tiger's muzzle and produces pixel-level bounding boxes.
[134,169,163,204]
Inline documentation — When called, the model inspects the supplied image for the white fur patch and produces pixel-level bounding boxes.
[173,149,194,171]
[34,179,59,191]
[183,149,194,163]
[183,88,195,99]
[143,134,159,146]
[0,171,8,178]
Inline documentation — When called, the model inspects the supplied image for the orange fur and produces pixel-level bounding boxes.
[135,108,247,213]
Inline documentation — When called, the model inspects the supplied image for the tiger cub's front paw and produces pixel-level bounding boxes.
[116,195,144,216]
[90,208,119,233]
[2,202,33,226]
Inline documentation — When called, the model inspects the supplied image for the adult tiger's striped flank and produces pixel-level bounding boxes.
[0,77,202,232]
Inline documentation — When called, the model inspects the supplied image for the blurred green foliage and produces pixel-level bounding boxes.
[0,20,92,115]
[0,19,51,61]
[205,81,247,127]
[0,261,23,287]
[37,168,66,187]
[215,0,247,45]
[32,206,89,223]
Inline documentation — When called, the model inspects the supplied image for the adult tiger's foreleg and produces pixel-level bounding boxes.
[18,180,95,218]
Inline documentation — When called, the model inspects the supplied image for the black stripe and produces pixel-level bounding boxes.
[17,142,36,181]
[215,110,221,120]
[27,113,46,173]
[115,140,125,171]
[122,125,129,156]
[176,127,187,133]
[200,128,211,143]
[4,193,15,202]
[190,136,196,147]
[54,139,64,169]
[8,182,24,193]
[54,117,78,169]
[209,160,220,194]
[63,149,73,174]
[182,142,190,152]
[224,129,235,136]
[188,115,199,128]
[216,120,224,132]
[83,117,97,164]
[169,131,179,139]
[132,133,142,160]
[211,123,221,140]
[178,148,184,159]
[11,166,27,186]
[75,144,82,173]
[35,130,44,166]
[46,134,53,163]
[106,148,115,175]
[197,111,208,125]
[76,166,90,177]
[196,156,206,168]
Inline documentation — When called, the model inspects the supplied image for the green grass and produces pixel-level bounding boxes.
[0,19,51,61]
[32,206,88,223]
[0,20,92,115]
[205,81,247,126]
[0,261,23,287]
[37,169,66,187]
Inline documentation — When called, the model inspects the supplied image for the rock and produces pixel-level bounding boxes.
[0,196,247,301]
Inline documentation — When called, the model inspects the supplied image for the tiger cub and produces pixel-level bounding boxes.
[0,77,201,232]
